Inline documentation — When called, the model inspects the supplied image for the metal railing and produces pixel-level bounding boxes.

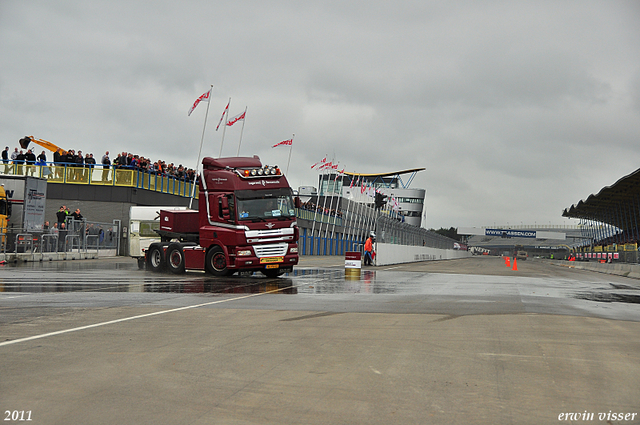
[298,200,458,256]
[0,219,119,255]
[1,162,198,199]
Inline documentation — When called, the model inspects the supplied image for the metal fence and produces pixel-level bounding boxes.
[1,218,119,255]
[299,199,457,256]
[1,162,197,198]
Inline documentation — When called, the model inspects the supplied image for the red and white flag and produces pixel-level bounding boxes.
[390,195,400,212]
[216,100,230,130]
[311,157,327,169]
[272,139,292,148]
[226,110,246,127]
[188,89,211,116]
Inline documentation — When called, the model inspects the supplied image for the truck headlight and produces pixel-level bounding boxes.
[290,247,298,253]
[237,249,252,256]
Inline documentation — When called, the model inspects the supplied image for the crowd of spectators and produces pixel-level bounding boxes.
[38,205,116,252]
[2,145,197,183]
[105,151,197,182]
[301,201,344,218]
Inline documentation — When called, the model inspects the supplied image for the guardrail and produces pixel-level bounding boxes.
[0,219,119,256]
[298,200,458,256]
[1,163,198,199]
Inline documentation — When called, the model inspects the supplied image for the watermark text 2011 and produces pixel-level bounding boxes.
[4,411,32,421]
[559,411,637,422]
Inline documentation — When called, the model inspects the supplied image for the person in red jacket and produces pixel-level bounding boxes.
[364,232,375,266]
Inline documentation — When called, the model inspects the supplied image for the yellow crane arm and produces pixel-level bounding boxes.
[19,136,67,155]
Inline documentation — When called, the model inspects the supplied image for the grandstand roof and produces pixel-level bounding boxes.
[562,167,640,225]
[343,168,425,178]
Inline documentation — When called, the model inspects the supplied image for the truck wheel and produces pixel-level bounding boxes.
[146,244,165,272]
[166,243,185,274]
[205,246,230,277]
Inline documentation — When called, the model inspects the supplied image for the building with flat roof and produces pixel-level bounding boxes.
[317,168,426,227]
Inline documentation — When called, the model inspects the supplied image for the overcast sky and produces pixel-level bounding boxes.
[1,1,639,229]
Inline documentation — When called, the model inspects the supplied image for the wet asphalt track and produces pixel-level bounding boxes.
[1,256,639,424]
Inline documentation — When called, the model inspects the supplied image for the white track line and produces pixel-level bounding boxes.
[0,282,309,348]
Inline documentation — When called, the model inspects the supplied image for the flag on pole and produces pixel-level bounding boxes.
[226,111,246,127]
[311,157,327,169]
[272,139,293,148]
[188,89,212,116]
[216,100,230,130]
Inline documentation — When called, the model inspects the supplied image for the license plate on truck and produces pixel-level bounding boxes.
[265,264,279,269]
[260,257,283,264]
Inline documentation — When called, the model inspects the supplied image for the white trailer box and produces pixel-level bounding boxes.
[1,175,47,232]
[129,206,189,267]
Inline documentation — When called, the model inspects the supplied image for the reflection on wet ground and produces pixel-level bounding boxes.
[0,281,301,295]
[0,266,371,295]
[2,257,640,311]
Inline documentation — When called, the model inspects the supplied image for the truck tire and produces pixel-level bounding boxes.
[166,243,185,274]
[205,246,231,277]
[146,244,165,272]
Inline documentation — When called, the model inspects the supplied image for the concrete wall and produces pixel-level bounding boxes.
[552,260,640,279]
[376,242,471,266]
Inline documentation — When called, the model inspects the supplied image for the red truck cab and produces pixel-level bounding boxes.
[145,156,299,277]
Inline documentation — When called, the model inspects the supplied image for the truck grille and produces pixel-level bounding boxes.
[253,243,288,258]
[245,228,295,244]
[245,228,294,238]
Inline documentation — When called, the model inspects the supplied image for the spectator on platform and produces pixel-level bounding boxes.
[2,146,9,173]
[58,222,68,252]
[16,150,25,175]
[101,151,111,182]
[70,208,83,222]
[56,206,69,225]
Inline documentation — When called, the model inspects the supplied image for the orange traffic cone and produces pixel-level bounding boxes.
[505,256,510,267]
[512,257,518,271]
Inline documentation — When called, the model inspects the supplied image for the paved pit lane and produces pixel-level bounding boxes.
[1,256,639,425]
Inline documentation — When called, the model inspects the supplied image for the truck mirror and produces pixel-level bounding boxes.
[294,196,301,208]
[219,195,231,220]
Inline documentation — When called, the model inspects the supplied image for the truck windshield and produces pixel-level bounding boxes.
[235,188,296,221]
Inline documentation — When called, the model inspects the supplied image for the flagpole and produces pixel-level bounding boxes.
[316,166,330,255]
[219,97,231,158]
[342,180,352,252]
[310,156,327,254]
[189,84,213,209]
[329,168,343,246]
[348,175,360,247]
[285,133,295,175]
[316,160,338,254]
[236,106,247,156]
[343,174,357,251]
